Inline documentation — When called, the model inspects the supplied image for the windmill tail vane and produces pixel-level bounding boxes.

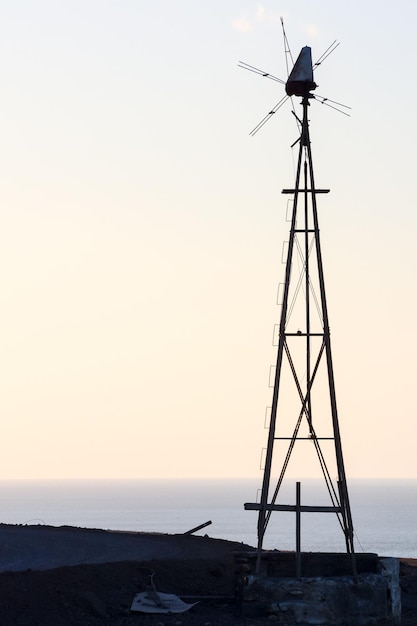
[285,46,317,97]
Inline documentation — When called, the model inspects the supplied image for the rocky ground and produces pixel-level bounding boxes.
[0,525,415,625]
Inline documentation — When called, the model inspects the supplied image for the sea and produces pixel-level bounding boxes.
[0,478,415,559]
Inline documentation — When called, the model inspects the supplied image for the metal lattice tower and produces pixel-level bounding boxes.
[244,47,355,574]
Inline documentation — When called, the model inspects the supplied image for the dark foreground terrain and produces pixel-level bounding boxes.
[0,525,416,625]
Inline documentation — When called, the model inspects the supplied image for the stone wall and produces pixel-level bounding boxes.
[234,552,401,625]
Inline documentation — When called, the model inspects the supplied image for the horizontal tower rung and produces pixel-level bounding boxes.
[282,189,330,194]
[244,503,342,513]
[285,332,324,336]
[274,437,334,440]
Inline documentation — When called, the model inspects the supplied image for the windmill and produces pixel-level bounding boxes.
[241,40,356,576]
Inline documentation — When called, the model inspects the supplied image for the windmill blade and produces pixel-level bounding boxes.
[314,94,351,110]
[249,95,289,136]
[279,18,301,136]
[238,61,285,85]
[314,95,351,117]
[313,41,340,68]
[280,17,294,78]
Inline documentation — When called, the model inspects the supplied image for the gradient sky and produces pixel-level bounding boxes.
[0,0,416,479]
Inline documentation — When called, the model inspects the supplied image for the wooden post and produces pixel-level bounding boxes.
[296,481,301,578]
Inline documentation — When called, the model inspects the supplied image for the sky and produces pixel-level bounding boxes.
[0,0,416,480]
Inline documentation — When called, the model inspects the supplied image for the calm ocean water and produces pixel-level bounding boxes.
[0,478,415,558]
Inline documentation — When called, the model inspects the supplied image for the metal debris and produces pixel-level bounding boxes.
[130,592,197,614]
